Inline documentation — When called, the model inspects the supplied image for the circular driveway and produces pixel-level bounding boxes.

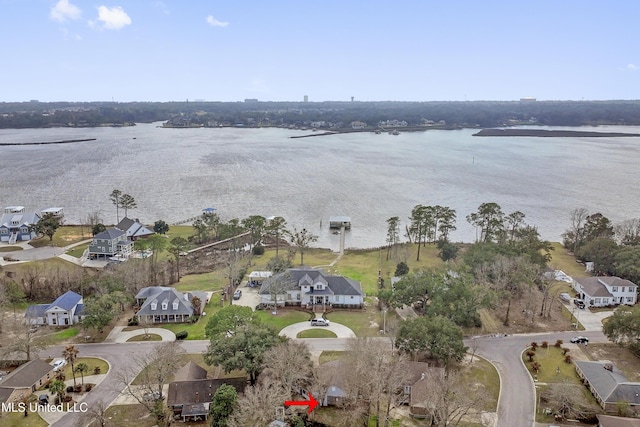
[105,326,176,343]
[279,321,356,339]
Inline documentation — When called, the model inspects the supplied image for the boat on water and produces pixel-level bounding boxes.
[389,129,400,135]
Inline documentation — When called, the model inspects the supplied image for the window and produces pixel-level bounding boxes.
[151,302,157,310]
[594,298,601,304]
[404,385,411,394]
[612,286,618,292]
[627,297,635,303]
[621,287,625,292]
[162,302,168,310]
[173,301,179,310]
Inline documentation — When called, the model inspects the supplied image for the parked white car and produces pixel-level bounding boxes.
[52,359,66,371]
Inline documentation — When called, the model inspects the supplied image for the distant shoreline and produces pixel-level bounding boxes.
[473,128,640,137]
[0,138,97,146]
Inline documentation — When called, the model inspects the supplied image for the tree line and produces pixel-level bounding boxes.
[4,100,640,128]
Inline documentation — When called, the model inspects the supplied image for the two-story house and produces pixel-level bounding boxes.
[24,290,85,326]
[0,206,41,244]
[116,217,155,241]
[135,287,208,324]
[572,276,637,307]
[87,228,133,260]
[259,268,364,309]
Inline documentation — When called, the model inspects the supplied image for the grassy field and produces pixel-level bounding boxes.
[547,242,588,278]
[30,225,92,248]
[466,356,501,412]
[66,243,88,258]
[0,246,22,252]
[297,329,337,338]
[325,307,392,337]
[99,404,179,427]
[174,270,228,292]
[46,327,80,344]
[0,411,47,427]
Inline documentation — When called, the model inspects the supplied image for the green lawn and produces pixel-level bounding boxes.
[326,307,389,337]
[465,356,501,412]
[0,246,22,252]
[522,345,580,384]
[255,309,311,331]
[127,334,162,342]
[174,270,228,292]
[297,329,337,338]
[319,351,344,364]
[65,243,88,258]
[161,313,215,341]
[47,327,80,344]
[100,404,177,427]
[59,357,110,379]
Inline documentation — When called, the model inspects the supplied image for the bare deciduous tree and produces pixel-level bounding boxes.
[261,341,313,398]
[541,382,599,421]
[228,377,289,427]
[2,319,49,360]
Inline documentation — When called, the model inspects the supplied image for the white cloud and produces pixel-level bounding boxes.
[626,64,639,71]
[155,1,170,15]
[206,15,229,27]
[50,0,82,22]
[96,5,132,30]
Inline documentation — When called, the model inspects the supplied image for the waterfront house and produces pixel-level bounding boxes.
[87,227,133,260]
[0,207,40,244]
[259,268,364,309]
[572,277,637,307]
[25,290,85,326]
[116,217,154,241]
[329,216,351,229]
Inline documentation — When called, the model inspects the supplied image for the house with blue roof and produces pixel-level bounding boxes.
[25,290,85,326]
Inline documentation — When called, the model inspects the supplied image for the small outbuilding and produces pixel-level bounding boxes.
[329,216,351,229]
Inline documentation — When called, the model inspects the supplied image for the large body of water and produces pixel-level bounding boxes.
[1,124,639,250]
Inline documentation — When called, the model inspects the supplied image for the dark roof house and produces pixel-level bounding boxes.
[575,360,640,411]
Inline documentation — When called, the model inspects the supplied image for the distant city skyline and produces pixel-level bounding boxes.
[2,0,640,102]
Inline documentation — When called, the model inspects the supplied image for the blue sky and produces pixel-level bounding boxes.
[2,0,640,102]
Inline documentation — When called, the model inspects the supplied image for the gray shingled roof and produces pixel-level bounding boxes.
[0,212,40,228]
[0,360,52,388]
[574,276,637,299]
[94,228,126,240]
[167,378,246,406]
[135,286,172,300]
[597,414,640,427]
[0,387,13,404]
[576,360,640,405]
[260,268,363,297]
[136,288,194,317]
[174,361,208,382]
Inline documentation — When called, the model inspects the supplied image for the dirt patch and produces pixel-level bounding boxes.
[581,343,640,381]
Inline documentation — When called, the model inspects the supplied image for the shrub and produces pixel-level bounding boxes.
[562,347,570,355]
[127,318,139,326]
[394,262,409,276]
[66,386,74,393]
[541,341,548,349]
[252,245,265,255]
[84,384,93,392]
[93,367,101,374]
[564,354,572,363]
[526,351,536,362]
[176,331,188,340]
[74,385,82,393]
[555,339,563,348]
[530,342,538,350]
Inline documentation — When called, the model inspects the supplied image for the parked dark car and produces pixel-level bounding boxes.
[570,336,589,344]
[573,298,585,309]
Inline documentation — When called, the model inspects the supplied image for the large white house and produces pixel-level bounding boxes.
[259,268,364,308]
[24,290,85,326]
[572,276,637,307]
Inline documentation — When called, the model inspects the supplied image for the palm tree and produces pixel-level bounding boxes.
[75,362,89,388]
[62,345,79,388]
[49,379,66,404]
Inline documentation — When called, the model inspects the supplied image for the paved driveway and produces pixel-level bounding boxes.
[104,326,176,343]
[561,300,615,331]
[279,321,356,339]
[232,283,261,310]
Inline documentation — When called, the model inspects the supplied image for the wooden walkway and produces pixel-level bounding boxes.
[187,231,251,254]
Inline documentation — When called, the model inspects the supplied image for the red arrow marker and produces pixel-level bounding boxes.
[284,392,319,414]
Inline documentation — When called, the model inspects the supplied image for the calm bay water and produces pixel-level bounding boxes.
[1,124,639,250]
